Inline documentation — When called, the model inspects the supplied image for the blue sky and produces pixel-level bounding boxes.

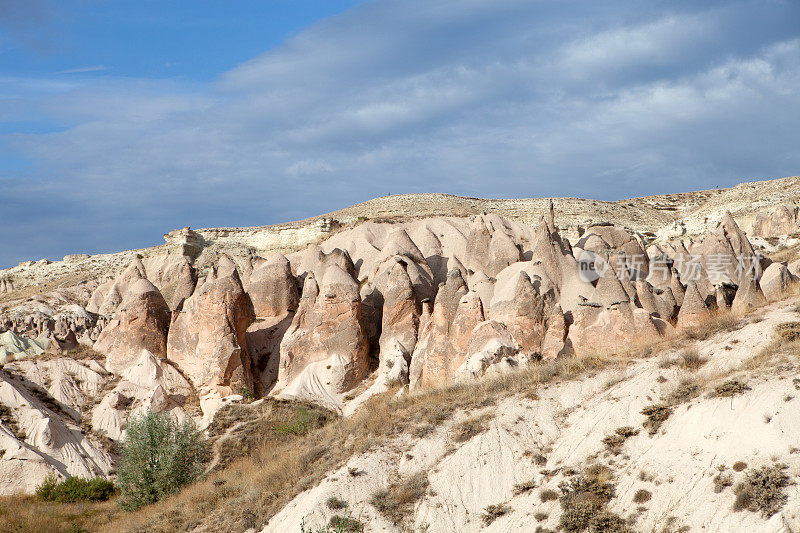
[1,0,799,267]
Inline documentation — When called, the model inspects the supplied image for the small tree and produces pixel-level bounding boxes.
[117,411,208,510]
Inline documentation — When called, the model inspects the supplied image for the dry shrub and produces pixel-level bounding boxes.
[558,465,612,528]
[512,479,536,495]
[632,489,651,503]
[733,464,793,517]
[713,380,751,398]
[482,503,511,525]
[540,489,559,502]
[370,472,428,525]
[664,379,702,406]
[601,426,639,454]
[451,413,493,443]
[732,461,748,472]
[640,404,672,435]
[678,349,708,371]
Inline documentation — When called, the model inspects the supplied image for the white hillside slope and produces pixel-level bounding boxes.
[265,302,800,533]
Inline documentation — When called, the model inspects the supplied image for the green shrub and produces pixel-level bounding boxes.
[328,515,364,532]
[117,411,209,511]
[35,474,116,502]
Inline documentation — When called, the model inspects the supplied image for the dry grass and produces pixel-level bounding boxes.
[679,310,744,342]
[450,413,493,443]
[677,349,708,371]
[0,495,118,533]
[370,472,429,525]
[482,503,511,525]
[748,320,800,370]
[601,426,639,454]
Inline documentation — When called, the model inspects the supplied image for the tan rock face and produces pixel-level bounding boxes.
[166,267,255,395]
[568,303,660,354]
[731,275,767,315]
[87,258,147,315]
[94,279,171,374]
[249,254,299,318]
[759,262,796,302]
[275,265,369,395]
[489,271,549,356]
[751,204,800,237]
[410,271,484,388]
[676,282,710,329]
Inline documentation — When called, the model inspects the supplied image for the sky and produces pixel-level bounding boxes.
[1,0,799,268]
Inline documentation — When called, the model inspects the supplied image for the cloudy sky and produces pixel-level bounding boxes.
[1,0,799,267]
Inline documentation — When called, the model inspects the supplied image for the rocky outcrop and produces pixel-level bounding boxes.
[731,275,767,315]
[759,262,796,302]
[273,265,369,402]
[249,254,299,318]
[94,279,171,374]
[676,282,710,329]
[751,204,800,237]
[410,274,484,388]
[167,267,255,400]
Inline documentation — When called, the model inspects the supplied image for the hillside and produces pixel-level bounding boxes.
[1,175,800,532]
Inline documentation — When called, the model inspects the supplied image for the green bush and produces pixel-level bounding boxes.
[35,474,116,502]
[117,411,209,511]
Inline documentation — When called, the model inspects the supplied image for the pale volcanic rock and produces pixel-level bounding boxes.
[455,320,521,382]
[759,262,797,302]
[410,284,484,389]
[87,258,147,316]
[676,282,711,329]
[167,267,255,399]
[142,255,197,311]
[692,212,758,286]
[94,279,171,375]
[274,265,369,399]
[489,271,549,356]
[248,254,299,318]
[568,303,660,354]
[731,275,768,315]
[751,204,800,237]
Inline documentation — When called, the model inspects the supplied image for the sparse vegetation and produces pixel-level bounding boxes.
[327,515,364,532]
[450,413,493,443]
[601,426,639,454]
[482,503,511,525]
[640,404,672,435]
[512,478,537,495]
[678,349,708,371]
[117,411,208,511]
[733,464,793,517]
[558,464,618,531]
[370,472,428,524]
[633,489,651,503]
[326,496,348,510]
[713,380,751,398]
[713,473,733,493]
[733,461,748,472]
[540,488,559,502]
[0,402,25,441]
[36,475,116,503]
